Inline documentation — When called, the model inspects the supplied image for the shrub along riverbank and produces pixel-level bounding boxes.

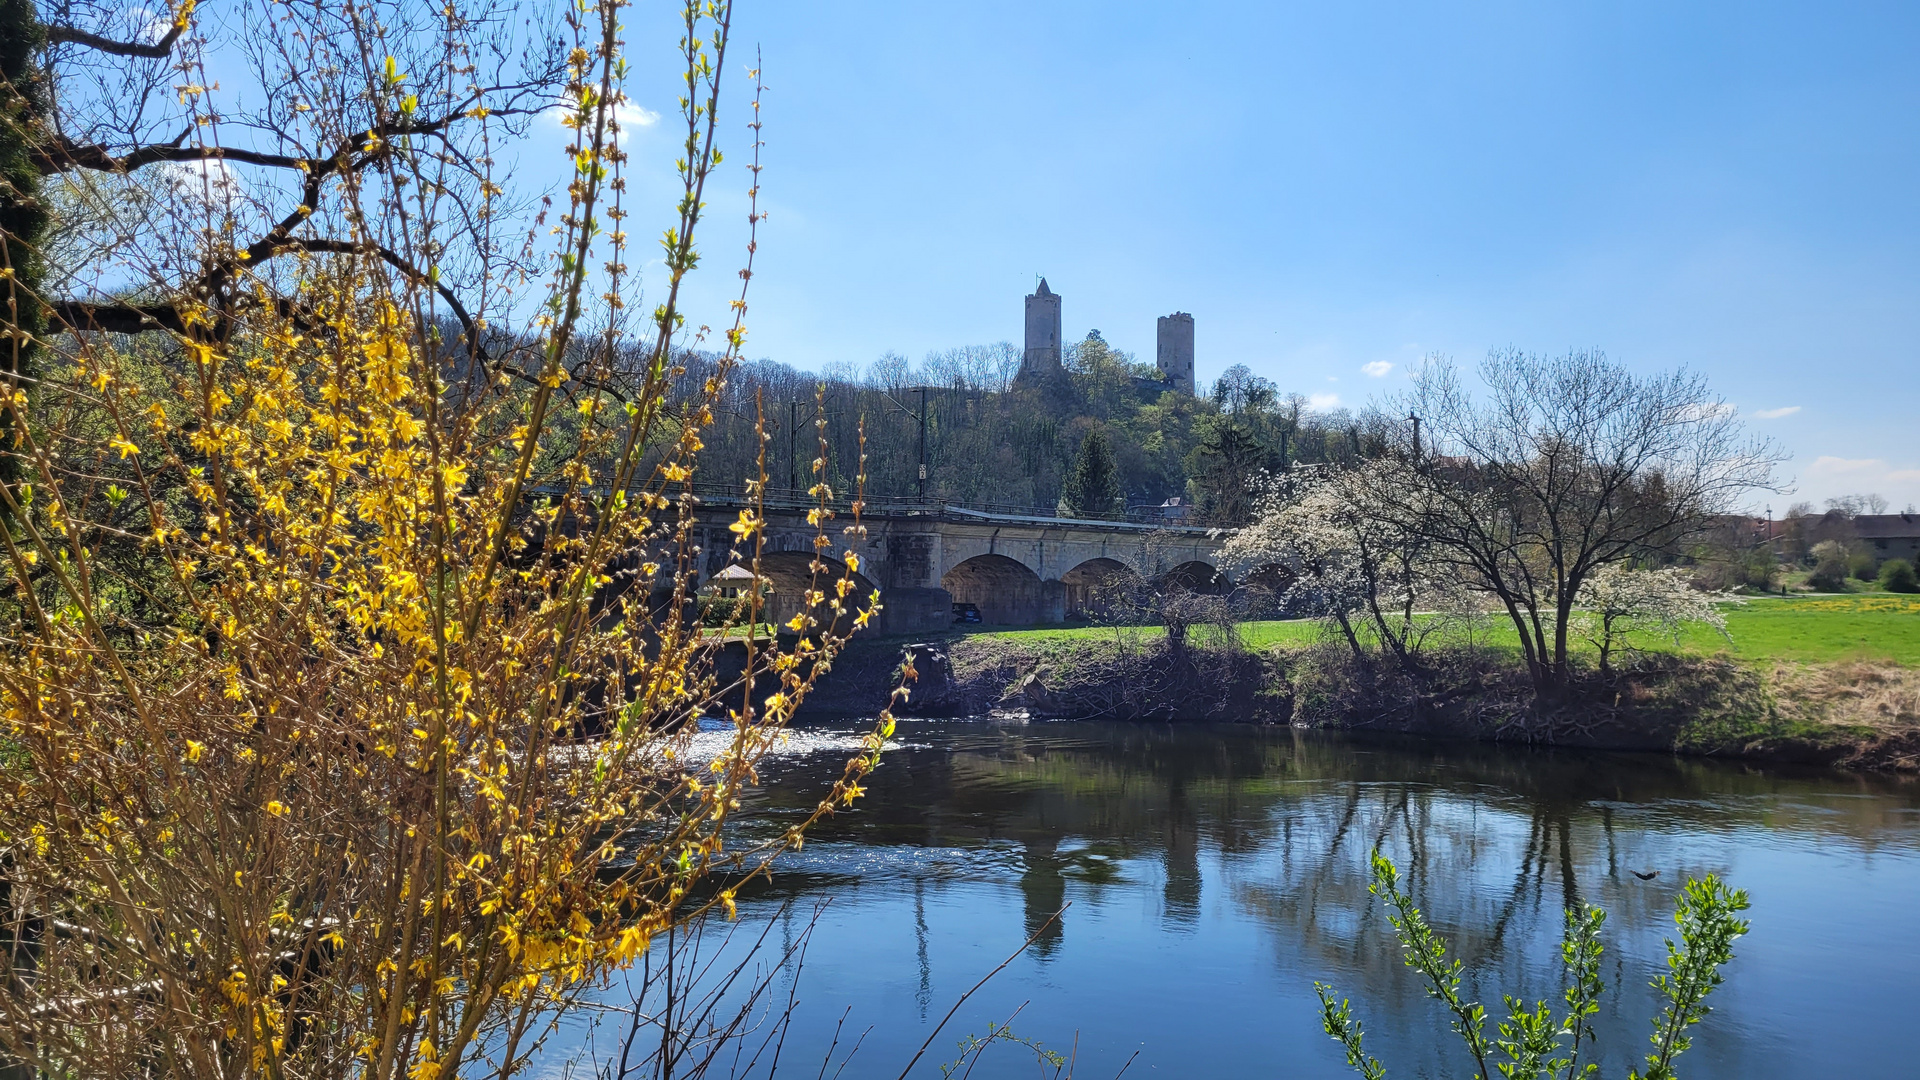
[791,596,1920,772]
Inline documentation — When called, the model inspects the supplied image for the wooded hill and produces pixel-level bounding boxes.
[668,334,1399,523]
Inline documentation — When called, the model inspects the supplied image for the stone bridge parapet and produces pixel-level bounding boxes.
[685,500,1225,634]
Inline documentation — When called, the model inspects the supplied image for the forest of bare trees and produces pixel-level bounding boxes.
[664,335,1401,520]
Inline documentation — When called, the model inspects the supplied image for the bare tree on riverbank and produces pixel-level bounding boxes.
[1354,350,1782,703]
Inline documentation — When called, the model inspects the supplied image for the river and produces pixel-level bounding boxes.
[551,718,1920,1078]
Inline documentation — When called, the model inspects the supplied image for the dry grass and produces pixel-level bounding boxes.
[1769,661,1920,733]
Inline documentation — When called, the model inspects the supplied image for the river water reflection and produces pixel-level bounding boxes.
[576,719,1920,1078]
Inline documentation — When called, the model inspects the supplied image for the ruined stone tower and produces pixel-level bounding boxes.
[1017,278,1063,383]
[1156,312,1195,394]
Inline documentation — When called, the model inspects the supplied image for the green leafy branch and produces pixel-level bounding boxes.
[1317,852,1748,1080]
[1631,876,1750,1080]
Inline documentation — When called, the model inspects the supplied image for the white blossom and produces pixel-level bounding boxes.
[1574,564,1740,671]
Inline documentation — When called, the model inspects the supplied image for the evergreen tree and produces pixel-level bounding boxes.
[1062,425,1122,519]
[0,0,48,500]
[1186,416,1274,525]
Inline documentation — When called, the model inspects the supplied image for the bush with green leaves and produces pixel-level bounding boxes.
[1807,541,1851,592]
[1880,558,1919,594]
[1316,852,1749,1080]
[1739,552,1776,592]
[700,595,744,626]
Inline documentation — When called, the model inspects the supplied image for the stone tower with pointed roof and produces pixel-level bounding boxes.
[1017,278,1063,384]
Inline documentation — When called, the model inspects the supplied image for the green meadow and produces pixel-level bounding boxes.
[964,594,1920,666]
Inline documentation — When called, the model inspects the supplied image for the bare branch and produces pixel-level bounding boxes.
[47,300,189,335]
[34,129,306,175]
[44,20,185,60]
[33,103,543,177]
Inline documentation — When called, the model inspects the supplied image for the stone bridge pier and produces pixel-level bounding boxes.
[687,503,1225,635]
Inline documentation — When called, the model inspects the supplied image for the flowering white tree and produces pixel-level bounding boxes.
[1223,465,1445,664]
[1224,481,1370,657]
[1575,564,1738,674]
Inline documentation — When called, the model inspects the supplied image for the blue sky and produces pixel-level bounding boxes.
[524,1,1920,512]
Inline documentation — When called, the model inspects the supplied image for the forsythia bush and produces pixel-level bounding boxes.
[0,1,889,1076]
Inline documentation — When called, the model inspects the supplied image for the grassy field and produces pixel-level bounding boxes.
[961,595,1920,665]
[1681,595,1920,663]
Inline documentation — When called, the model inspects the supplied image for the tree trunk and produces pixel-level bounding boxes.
[1,0,51,506]
[1333,612,1365,662]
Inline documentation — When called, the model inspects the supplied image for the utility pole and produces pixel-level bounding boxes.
[787,399,799,497]
[1409,412,1422,459]
[916,385,928,500]
[880,385,931,502]
[1766,503,1778,594]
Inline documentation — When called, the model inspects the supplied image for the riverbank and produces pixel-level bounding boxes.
[790,623,1920,773]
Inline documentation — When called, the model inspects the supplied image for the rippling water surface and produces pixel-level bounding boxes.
[552,719,1920,1078]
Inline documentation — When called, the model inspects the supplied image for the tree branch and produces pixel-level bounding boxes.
[44,21,186,60]
[51,294,317,338]
[33,104,538,177]
[50,239,487,373]
[48,301,189,336]
[272,238,486,364]
[33,130,308,175]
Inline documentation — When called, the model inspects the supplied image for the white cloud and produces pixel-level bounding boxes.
[130,7,173,44]
[1795,456,1920,510]
[1807,456,1910,478]
[1751,406,1801,420]
[1308,392,1341,410]
[544,100,661,134]
[616,102,661,130]
[1361,360,1393,378]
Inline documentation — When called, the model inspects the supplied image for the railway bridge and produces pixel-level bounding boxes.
[681,497,1227,635]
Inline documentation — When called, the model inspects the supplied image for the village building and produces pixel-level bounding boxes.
[1853,513,1920,564]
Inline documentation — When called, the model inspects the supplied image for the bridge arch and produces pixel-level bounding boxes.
[1160,559,1226,594]
[1230,563,1295,617]
[752,551,879,635]
[1061,557,1140,619]
[944,553,1045,625]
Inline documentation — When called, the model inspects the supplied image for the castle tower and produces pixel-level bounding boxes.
[1018,278,1063,383]
[1156,312,1195,394]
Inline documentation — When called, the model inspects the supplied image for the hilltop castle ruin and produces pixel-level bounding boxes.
[1156,312,1194,394]
[1019,278,1063,381]
[1015,279,1195,394]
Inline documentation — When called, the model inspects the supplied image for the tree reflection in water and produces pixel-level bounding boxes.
[671,720,1920,1079]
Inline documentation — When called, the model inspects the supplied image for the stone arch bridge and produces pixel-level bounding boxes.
[684,500,1226,635]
